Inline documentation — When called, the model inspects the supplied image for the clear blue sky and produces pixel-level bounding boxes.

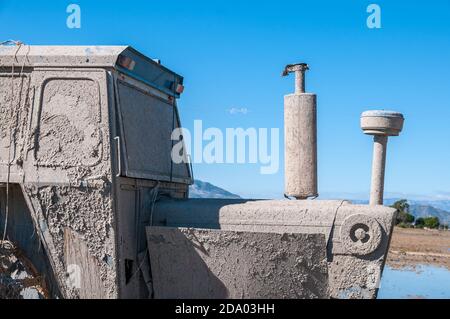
[1,0,449,199]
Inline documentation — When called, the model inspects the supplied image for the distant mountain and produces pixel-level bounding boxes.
[330,198,450,226]
[383,198,450,212]
[409,200,450,212]
[189,180,241,199]
[409,205,450,225]
[383,199,450,225]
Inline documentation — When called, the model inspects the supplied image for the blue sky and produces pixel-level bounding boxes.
[1,0,449,199]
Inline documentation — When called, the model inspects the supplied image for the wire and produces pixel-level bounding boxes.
[169,73,176,183]
[2,52,16,244]
[1,42,27,246]
[149,181,160,226]
[0,40,23,46]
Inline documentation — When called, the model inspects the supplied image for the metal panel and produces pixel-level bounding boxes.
[116,80,191,184]
[0,72,31,183]
[0,45,126,68]
[115,180,159,298]
[117,81,172,180]
[116,181,140,298]
[146,227,329,299]
[64,228,105,299]
[0,46,183,98]
[14,69,111,186]
[170,109,192,184]
[116,47,183,98]
[35,77,103,168]
[152,199,345,243]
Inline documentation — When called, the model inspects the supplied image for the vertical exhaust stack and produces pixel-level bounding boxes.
[283,63,318,199]
[360,110,404,205]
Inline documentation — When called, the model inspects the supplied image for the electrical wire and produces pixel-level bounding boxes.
[1,42,28,246]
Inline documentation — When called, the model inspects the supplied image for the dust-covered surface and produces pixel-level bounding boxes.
[36,79,103,168]
[0,74,30,167]
[0,66,117,298]
[0,46,127,67]
[21,70,116,298]
[387,227,450,270]
[0,241,47,299]
[22,183,116,299]
[152,199,397,299]
[147,227,329,298]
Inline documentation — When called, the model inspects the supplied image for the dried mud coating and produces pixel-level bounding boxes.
[37,79,102,168]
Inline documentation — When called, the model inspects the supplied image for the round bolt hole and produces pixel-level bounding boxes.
[350,223,370,243]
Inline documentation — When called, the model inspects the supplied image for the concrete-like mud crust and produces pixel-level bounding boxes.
[152,199,397,299]
[328,255,383,299]
[18,73,117,297]
[23,184,116,299]
[0,65,117,298]
[36,79,103,168]
[147,227,329,299]
[0,74,30,166]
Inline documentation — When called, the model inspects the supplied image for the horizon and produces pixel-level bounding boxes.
[193,178,450,202]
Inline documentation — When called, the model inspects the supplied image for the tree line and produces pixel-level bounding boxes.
[391,199,448,229]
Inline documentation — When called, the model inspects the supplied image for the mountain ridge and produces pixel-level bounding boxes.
[189,180,241,199]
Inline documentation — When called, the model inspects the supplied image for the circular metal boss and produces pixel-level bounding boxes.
[340,214,382,255]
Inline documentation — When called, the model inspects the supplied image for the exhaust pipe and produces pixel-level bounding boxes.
[283,63,318,199]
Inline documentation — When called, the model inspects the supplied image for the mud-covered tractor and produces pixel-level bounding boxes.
[0,45,402,299]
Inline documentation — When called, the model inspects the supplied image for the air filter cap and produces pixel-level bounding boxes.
[361,110,404,136]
